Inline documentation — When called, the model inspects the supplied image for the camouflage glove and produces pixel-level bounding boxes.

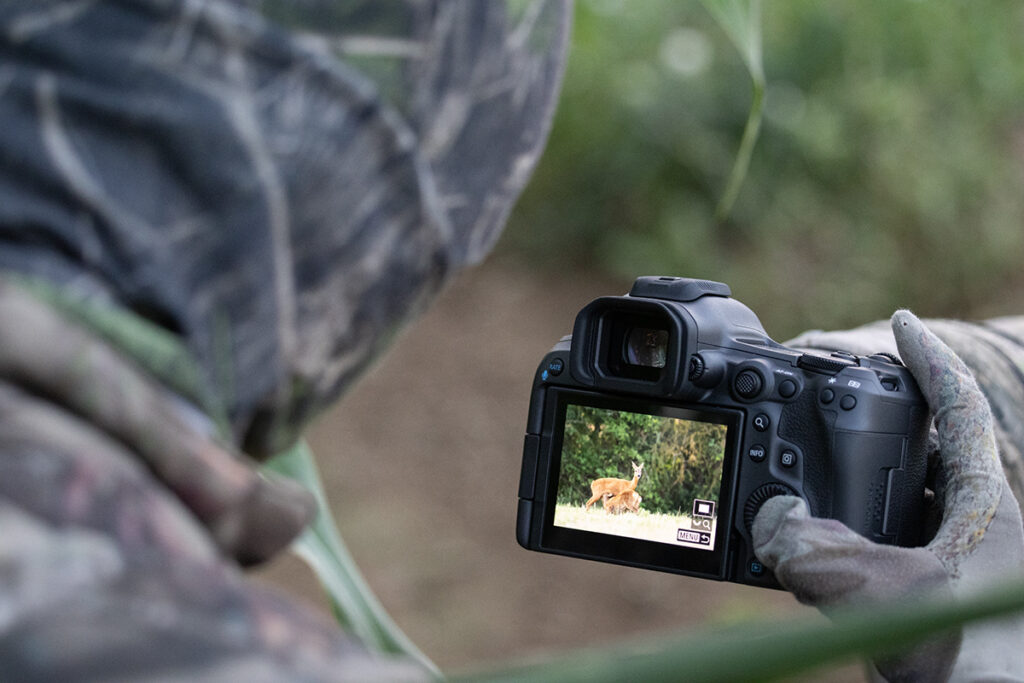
[0,278,314,565]
[753,311,1024,682]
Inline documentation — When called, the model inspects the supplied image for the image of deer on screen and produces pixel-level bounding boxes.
[553,404,728,551]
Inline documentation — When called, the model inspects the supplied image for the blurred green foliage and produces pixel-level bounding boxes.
[558,405,725,513]
[502,1,1024,338]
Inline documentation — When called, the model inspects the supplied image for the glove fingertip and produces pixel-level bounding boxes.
[890,309,927,369]
[752,495,807,546]
[892,309,977,382]
[212,475,316,566]
[752,495,810,567]
[890,309,919,328]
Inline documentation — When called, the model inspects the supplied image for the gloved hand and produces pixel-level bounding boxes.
[0,280,315,566]
[753,310,1024,682]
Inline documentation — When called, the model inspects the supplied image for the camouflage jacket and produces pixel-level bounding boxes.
[0,1,569,680]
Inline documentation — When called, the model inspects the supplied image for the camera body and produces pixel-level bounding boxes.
[516,276,930,587]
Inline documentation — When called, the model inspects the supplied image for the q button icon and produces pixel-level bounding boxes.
[752,413,771,432]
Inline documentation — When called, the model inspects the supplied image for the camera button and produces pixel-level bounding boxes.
[780,450,798,468]
[840,394,857,410]
[748,444,767,462]
[820,388,835,404]
[752,413,771,432]
[778,379,798,398]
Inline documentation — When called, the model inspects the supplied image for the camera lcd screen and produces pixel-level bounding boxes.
[552,402,729,552]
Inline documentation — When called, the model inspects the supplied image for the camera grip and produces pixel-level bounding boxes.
[780,396,928,545]
[779,392,835,518]
[831,409,929,545]
[831,432,911,541]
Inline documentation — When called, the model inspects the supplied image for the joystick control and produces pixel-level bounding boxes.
[734,369,764,398]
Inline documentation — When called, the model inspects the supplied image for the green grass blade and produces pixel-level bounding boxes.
[714,78,764,223]
[700,0,763,83]
[699,0,765,222]
[264,442,441,679]
[459,574,1024,682]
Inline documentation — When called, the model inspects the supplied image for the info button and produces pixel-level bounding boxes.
[748,444,767,462]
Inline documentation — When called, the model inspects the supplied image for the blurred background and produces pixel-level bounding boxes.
[508,0,1024,338]
[256,1,1024,680]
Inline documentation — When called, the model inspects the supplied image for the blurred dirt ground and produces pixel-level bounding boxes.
[253,258,866,681]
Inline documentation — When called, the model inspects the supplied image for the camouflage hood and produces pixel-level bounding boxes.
[0,0,571,457]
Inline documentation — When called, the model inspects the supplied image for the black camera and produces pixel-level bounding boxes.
[516,276,931,587]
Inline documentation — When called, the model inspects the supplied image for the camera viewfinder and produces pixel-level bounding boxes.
[625,327,668,368]
[603,312,671,382]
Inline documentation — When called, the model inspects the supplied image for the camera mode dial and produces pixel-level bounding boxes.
[743,482,799,535]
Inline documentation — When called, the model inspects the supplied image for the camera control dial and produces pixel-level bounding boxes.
[743,482,799,535]
[688,355,705,381]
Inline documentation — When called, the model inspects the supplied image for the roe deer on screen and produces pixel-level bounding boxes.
[602,489,642,514]
[584,461,643,510]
